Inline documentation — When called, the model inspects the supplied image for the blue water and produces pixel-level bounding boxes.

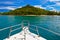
[0,15,60,40]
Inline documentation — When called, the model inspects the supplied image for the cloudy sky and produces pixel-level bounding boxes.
[0,0,60,12]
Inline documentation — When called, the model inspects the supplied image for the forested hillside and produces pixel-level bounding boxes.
[0,5,60,15]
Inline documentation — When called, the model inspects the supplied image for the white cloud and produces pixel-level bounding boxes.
[49,0,60,2]
[56,3,60,6]
[0,6,23,10]
[34,5,59,12]
[46,5,60,12]
[39,0,48,5]
[47,0,60,6]
[34,5,46,9]
[6,7,16,10]
[54,2,60,6]
[0,1,14,4]
[46,6,57,11]
[18,6,22,8]
[0,6,16,10]
[45,0,60,11]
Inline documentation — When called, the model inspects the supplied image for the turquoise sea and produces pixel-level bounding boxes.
[0,15,60,40]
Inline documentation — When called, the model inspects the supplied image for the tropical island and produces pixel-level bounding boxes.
[0,5,60,15]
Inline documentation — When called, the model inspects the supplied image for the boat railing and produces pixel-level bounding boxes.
[0,20,60,39]
[30,25,60,36]
[0,20,31,38]
[0,24,21,31]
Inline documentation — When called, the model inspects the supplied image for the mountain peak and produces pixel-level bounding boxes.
[1,5,59,15]
[22,5,34,8]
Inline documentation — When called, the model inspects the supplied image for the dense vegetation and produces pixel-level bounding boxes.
[0,5,60,15]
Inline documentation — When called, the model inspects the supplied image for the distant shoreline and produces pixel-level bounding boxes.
[0,15,59,16]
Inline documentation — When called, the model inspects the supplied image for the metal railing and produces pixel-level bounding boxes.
[0,24,21,31]
[0,20,60,39]
[30,25,60,36]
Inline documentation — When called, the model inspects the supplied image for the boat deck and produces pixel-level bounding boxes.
[4,27,46,40]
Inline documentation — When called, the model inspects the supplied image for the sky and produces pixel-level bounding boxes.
[0,0,60,12]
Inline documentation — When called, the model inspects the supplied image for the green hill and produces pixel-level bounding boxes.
[1,5,60,15]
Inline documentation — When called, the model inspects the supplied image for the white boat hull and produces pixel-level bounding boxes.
[4,27,46,40]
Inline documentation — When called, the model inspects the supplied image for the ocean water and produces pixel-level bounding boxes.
[0,15,60,40]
